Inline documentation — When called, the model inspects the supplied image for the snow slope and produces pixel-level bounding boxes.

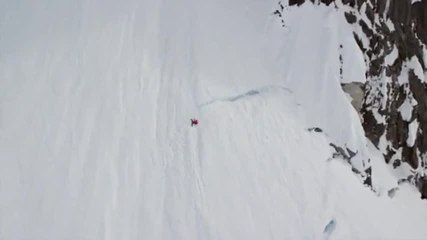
[1,0,427,239]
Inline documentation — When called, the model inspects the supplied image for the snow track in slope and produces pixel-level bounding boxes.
[198,85,293,108]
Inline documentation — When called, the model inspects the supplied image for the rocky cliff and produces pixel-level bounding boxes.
[286,0,427,198]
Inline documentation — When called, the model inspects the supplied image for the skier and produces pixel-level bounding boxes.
[191,118,198,127]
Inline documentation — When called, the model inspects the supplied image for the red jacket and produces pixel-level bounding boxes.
[191,119,198,126]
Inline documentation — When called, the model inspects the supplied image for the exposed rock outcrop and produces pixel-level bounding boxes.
[350,0,427,197]
[285,0,427,198]
[341,82,365,113]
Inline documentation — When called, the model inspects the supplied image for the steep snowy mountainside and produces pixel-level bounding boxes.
[273,2,372,182]
[2,0,427,239]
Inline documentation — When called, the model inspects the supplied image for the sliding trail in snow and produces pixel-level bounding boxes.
[198,85,294,108]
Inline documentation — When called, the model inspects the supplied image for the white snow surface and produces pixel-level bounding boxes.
[407,120,419,147]
[1,1,427,239]
[399,96,415,121]
[339,31,367,84]
[385,45,398,66]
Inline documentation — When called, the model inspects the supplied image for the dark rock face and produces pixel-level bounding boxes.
[350,0,427,196]
[344,12,357,24]
[413,1,427,46]
[289,0,335,6]
[419,177,427,199]
[285,0,427,198]
[289,0,305,6]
